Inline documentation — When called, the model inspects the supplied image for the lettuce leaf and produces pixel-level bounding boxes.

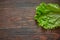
[34,2,60,29]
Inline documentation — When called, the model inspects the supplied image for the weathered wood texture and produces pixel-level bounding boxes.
[0,0,60,40]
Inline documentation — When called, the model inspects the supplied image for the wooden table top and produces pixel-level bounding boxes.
[0,0,60,40]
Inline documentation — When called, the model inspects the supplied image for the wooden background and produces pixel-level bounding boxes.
[0,0,60,40]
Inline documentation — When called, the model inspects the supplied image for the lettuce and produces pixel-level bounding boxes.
[34,2,60,29]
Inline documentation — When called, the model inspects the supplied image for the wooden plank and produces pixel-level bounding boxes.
[0,28,60,40]
[0,0,60,40]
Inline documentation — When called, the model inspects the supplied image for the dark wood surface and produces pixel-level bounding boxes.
[0,0,60,40]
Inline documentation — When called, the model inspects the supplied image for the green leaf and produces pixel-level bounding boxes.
[34,2,60,29]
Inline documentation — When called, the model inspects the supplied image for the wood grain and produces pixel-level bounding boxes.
[0,0,60,40]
